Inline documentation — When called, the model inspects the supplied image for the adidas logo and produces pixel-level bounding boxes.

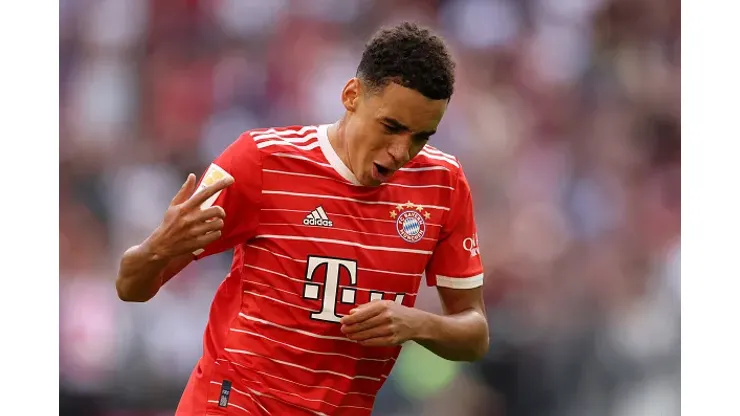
[303,206,333,227]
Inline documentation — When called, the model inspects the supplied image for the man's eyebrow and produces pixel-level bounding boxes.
[381,117,436,136]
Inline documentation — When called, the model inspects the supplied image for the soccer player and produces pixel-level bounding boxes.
[116,22,489,415]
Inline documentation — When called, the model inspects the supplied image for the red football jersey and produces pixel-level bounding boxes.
[175,125,484,415]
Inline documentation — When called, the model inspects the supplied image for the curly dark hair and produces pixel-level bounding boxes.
[356,22,456,101]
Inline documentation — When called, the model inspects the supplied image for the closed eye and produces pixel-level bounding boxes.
[383,123,404,134]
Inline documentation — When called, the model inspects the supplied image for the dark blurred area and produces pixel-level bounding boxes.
[59,0,680,415]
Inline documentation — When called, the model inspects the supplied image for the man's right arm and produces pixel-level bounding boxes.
[115,131,263,302]
[115,173,232,302]
[115,247,193,302]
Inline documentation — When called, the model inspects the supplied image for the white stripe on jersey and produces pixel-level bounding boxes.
[399,165,450,172]
[418,150,460,167]
[243,262,418,297]
[422,145,456,158]
[244,381,373,411]
[256,139,321,151]
[385,181,454,190]
[243,279,303,296]
[245,244,423,278]
[271,153,334,168]
[253,234,433,255]
[262,190,450,211]
[210,380,271,414]
[263,169,454,190]
[224,348,381,381]
[216,359,377,398]
[229,328,392,362]
[244,264,310,285]
[240,386,329,416]
[240,313,353,342]
[259,222,436,242]
[244,290,318,313]
[260,208,443,228]
[271,151,453,176]
[252,133,318,143]
[212,380,372,413]
[251,126,316,137]
[206,400,250,414]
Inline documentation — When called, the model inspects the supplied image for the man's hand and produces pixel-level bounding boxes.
[144,173,233,259]
[339,300,422,347]
[115,173,233,302]
[340,288,489,361]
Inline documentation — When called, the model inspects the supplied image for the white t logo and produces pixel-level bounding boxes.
[303,256,358,323]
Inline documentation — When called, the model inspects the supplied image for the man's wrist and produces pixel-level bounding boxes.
[139,235,169,263]
[409,308,438,343]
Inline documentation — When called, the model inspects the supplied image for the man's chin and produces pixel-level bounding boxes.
[357,171,383,187]
[359,178,383,187]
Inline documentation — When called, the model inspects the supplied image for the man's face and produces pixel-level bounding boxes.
[341,80,448,186]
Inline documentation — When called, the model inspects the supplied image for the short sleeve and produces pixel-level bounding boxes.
[425,166,484,289]
[193,132,262,259]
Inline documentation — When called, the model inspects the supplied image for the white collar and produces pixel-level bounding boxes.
[316,123,362,185]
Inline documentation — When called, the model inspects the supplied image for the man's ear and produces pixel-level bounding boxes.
[341,77,362,113]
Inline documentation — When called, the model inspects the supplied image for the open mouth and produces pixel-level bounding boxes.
[372,162,394,182]
[374,163,391,177]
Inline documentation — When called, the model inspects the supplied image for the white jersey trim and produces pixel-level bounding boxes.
[316,124,362,185]
[434,273,485,289]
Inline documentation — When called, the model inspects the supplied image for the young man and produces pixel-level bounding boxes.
[116,22,488,415]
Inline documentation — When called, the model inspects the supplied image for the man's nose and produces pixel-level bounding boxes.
[387,136,412,168]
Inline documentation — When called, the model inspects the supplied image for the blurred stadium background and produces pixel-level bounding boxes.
[59,0,680,415]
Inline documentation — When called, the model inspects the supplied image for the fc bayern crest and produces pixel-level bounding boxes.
[391,202,429,244]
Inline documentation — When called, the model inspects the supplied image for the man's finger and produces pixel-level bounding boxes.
[185,177,234,209]
[339,301,386,325]
[194,206,226,222]
[358,336,398,347]
[342,325,393,341]
[340,313,388,335]
[193,230,222,248]
[171,174,197,205]
[344,324,393,342]
[191,219,224,236]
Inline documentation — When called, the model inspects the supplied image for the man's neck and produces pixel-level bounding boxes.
[327,119,353,175]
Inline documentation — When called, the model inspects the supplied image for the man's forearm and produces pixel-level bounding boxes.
[116,243,169,302]
[412,308,490,362]
[116,242,191,302]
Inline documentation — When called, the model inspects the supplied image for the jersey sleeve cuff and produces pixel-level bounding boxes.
[435,273,484,289]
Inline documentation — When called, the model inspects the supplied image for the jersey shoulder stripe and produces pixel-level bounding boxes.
[247,125,320,152]
[414,145,460,169]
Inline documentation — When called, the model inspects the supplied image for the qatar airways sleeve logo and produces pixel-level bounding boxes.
[462,233,480,257]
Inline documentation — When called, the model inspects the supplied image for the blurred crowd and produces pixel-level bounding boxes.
[59,0,680,415]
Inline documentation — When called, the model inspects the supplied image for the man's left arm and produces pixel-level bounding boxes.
[411,286,488,361]
[341,165,489,361]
